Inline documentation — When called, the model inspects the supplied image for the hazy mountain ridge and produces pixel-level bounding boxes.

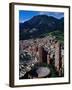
[19,15,64,40]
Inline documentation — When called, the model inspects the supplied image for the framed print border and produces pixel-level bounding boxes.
[9,2,70,87]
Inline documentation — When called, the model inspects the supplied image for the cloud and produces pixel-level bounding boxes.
[48,12,64,19]
[39,12,45,15]
[39,11,64,19]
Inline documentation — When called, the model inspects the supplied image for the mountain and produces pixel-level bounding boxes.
[19,15,64,40]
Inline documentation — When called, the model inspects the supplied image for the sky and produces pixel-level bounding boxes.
[19,10,64,23]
